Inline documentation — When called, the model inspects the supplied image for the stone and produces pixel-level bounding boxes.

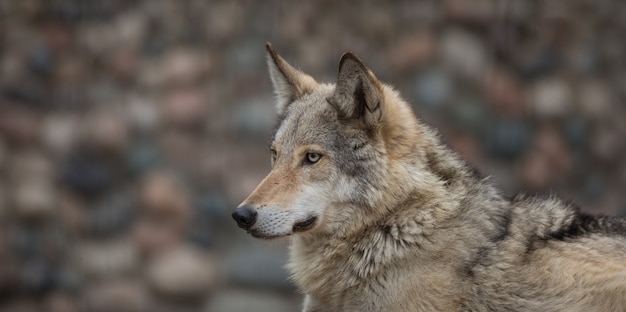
[529,78,573,118]
[134,171,191,256]
[139,171,191,218]
[187,227,215,250]
[74,239,138,279]
[42,20,72,52]
[0,51,27,86]
[0,139,5,170]
[276,3,311,42]
[577,79,613,119]
[441,29,489,79]
[226,38,265,77]
[205,290,294,312]
[58,192,87,234]
[356,7,394,39]
[620,165,626,192]
[534,126,571,175]
[448,98,488,133]
[9,224,66,263]
[127,94,160,134]
[582,175,607,202]
[18,259,55,295]
[60,153,114,197]
[230,96,276,136]
[226,244,291,289]
[0,186,6,222]
[388,32,435,74]
[113,12,148,47]
[76,22,113,56]
[3,299,42,312]
[41,227,68,263]
[53,267,81,293]
[444,0,496,24]
[137,59,163,88]
[194,193,230,220]
[519,149,552,191]
[82,110,129,153]
[44,291,79,312]
[485,119,531,160]
[0,238,18,297]
[147,246,216,302]
[162,87,207,127]
[0,105,41,146]
[148,300,205,312]
[127,142,161,175]
[566,42,598,74]
[481,68,526,116]
[27,44,54,76]
[50,84,88,109]
[614,73,626,104]
[447,133,482,165]
[54,54,86,85]
[563,117,589,148]
[107,47,139,80]
[519,126,573,189]
[83,279,149,312]
[42,113,79,156]
[13,180,56,221]
[161,49,210,86]
[9,151,54,183]
[540,0,572,21]
[186,193,226,249]
[205,1,245,43]
[83,80,122,108]
[591,126,625,165]
[516,43,561,78]
[133,216,184,257]
[3,78,47,108]
[160,130,198,164]
[412,69,452,110]
[87,191,135,236]
[9,227,40,260]
[297,39,331,72]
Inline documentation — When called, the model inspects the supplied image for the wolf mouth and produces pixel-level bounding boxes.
[293,216,318,232]
[246,216,317,239]
[249,231,286,240]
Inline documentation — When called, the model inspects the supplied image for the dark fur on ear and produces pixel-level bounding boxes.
[330,52,384,128]
[266,43,318,115]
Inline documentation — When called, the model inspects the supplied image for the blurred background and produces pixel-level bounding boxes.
[0,0,625,311]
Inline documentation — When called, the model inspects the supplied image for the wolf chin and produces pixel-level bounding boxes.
[232,43,626,312]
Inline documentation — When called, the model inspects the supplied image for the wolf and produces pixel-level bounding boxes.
[232,43,626,312]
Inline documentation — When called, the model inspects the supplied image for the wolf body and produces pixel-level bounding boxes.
[232,43,626,312]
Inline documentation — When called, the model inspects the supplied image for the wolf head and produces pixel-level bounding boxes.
[232,43,431,239]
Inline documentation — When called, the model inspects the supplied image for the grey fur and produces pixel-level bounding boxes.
[235,45,626,312]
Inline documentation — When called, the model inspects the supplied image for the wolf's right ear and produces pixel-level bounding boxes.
[266,43,318,115]
[330,52,384,129]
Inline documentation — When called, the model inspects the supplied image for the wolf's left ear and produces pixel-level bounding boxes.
[266,43,318,115]
[330,52,383,128]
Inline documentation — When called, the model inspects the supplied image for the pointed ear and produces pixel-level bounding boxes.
[330,52,383,128]
[266,43,318,115]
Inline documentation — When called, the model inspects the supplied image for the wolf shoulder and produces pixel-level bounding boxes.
[488,194,626,268]
[504,194,626,250]
[467,195,626,311]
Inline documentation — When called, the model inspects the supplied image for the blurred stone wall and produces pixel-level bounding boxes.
[0,0,625,311]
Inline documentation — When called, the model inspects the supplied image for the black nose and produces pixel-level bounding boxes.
[232,205,257,229]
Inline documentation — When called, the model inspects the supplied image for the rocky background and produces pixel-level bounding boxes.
[0,0,625,311]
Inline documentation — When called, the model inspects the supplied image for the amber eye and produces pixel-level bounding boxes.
[305,152,321,164]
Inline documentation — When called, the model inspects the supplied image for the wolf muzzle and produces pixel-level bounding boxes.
[232,205,257,230]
